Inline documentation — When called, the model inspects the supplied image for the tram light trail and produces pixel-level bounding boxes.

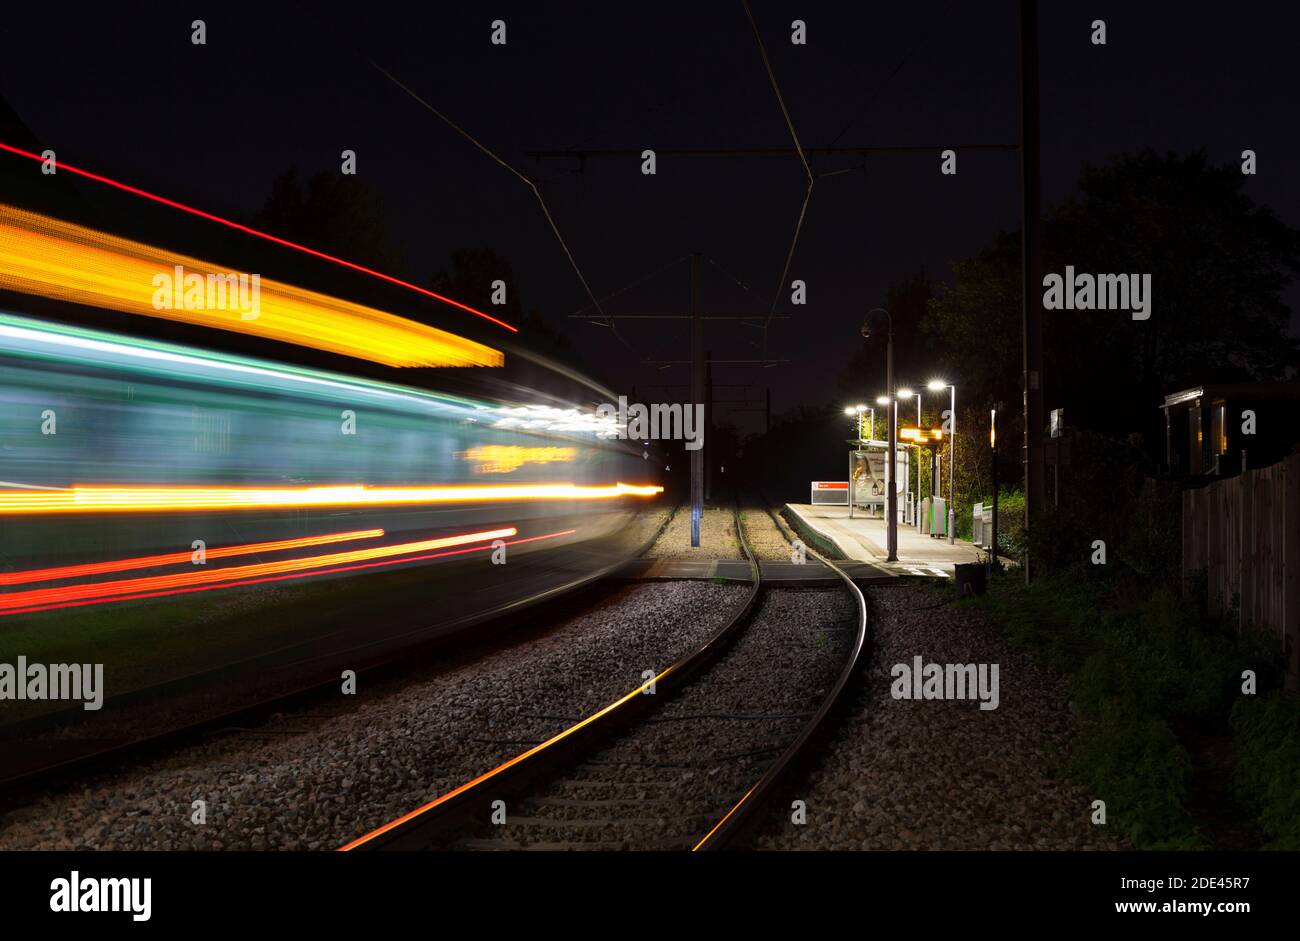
[0,204,504,368]
[0,527,517,612]
[0,141,517,333]
[0,529,386,586]
[2,529,575,617]
[0,483,665,515]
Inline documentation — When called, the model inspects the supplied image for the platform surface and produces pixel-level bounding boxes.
[617,557,895,584]
[784,503,990,577]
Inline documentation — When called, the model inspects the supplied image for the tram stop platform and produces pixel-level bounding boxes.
[617,557,893,586]
[783,503,995,579]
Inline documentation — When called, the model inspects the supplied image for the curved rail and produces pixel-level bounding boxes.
[340,502,762,851]
[692,502,868,850]
[2,504,682,790]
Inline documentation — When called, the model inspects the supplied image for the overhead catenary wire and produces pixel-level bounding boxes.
[566,254,692,319]
[826,1,951,149]
[740,0,815,352]
[367,58,631,348]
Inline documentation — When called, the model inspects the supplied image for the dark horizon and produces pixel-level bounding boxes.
[2,1,1298,434]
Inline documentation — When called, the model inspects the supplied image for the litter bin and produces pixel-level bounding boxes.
[953,562,986,596]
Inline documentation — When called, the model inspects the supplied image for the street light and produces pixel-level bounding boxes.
[894,388,921,525]
[843,404,873,441]
[845,404,873,520]
[862,308,897,562]
[928,379,957,544]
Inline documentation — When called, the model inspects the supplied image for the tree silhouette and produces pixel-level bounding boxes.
[255,167,402,275]
[925,150,1300,438]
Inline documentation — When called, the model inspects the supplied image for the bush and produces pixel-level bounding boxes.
[1230,692,1300,849]
[960,567,1283,848]
[1071,701,1200,848]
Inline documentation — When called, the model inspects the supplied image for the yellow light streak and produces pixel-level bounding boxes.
[458,445,578,474]
[0,482,664,515]
[0,204,502,368]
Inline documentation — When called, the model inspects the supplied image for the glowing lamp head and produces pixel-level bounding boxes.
[876,396,890,406]
[897,387,913,398]
[928,380,949,391]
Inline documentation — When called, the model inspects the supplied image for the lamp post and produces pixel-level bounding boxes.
[899,388,921,527]
[929,380,957,544]
[863,308,897,562]
[899,384,920,525]
[990,403,1001,575]
[844,405,869,519]
[842,405,872,442]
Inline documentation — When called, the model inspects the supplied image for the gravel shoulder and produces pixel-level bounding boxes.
[752,584,1126,850]
[647,506,740,559]
[463,587,855,849]
[738,507,794,560]
[0,581,748,850]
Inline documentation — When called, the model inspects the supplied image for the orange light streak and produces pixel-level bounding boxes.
[0,483,664,515]
[0,529,384,586]
[0,527,515,611]
[0,203,505,367]
[2,530,572,618]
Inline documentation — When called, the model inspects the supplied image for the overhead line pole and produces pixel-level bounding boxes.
[690,253,704,548]
[1019,0,1045,583]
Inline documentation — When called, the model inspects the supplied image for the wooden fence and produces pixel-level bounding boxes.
[1183,453,1299,689]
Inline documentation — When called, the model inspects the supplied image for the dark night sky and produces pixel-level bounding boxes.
[1,1,1296,431]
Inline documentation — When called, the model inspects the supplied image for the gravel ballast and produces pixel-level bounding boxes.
[0,581,748,850]
[752,584,1125,850]
[648,506,741,559]
[738,507,795,561]
[457,587,855,849]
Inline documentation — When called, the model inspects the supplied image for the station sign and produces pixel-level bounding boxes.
[810,481,849,505]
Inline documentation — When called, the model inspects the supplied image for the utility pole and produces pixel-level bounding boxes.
[690,253,703,548]
[990,404,1000,577]
[705,349,713,501]
[885,320,897,562]
[1019,0,1046,584]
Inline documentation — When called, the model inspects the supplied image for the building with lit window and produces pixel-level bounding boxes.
[1160,382,1300,479]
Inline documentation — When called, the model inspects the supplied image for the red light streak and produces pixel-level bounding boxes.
[0,529,385,586]
[1,527,515,611]
[1,530,573,617]
[0,141,516,333]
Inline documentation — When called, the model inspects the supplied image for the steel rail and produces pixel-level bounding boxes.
[692,503,868,849]
[340,502,762,851]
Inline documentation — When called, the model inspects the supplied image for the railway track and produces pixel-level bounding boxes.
[342,499,867,851]
[0,506,682,793]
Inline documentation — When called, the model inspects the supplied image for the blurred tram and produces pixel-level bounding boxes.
[0,206,662,772]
